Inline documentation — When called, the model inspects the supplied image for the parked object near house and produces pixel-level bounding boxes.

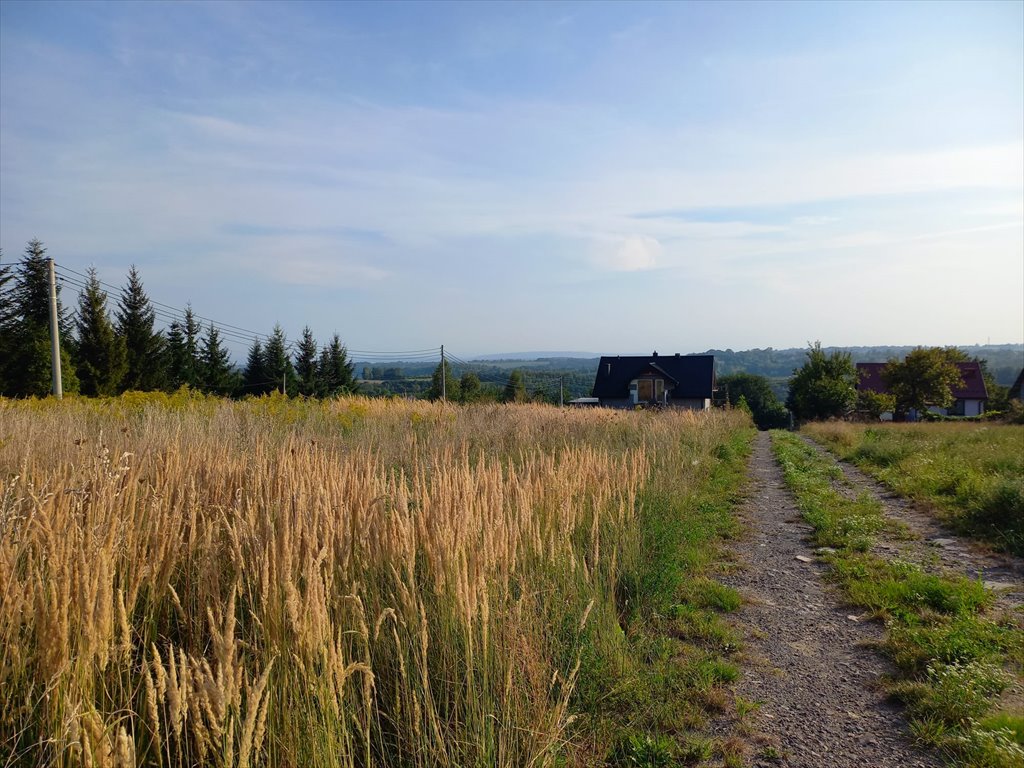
[856,361,988,420]
[591,352,715,409]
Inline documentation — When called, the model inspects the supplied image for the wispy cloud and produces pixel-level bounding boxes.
[1,1,1021,352]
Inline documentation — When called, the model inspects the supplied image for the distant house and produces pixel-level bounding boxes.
[591,352,715,409]
[1010,369,1024,401]
[856,361,988,420]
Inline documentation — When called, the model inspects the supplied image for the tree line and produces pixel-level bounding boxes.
[784,342,1014,423]
[0,240,355,399]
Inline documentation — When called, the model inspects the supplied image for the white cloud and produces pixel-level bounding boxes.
[591,235,662,272]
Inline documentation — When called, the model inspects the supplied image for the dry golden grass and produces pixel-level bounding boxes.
[0,394,745,767]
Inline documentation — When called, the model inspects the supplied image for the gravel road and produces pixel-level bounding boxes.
[721,431,942,768]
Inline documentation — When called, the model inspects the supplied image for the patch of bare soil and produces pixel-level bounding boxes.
[719,432,942,768]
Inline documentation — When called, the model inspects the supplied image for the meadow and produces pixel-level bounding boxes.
[803,422,1024,556]
[0,393,750,767]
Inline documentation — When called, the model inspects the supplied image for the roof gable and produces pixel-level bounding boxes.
[592,354,715,399]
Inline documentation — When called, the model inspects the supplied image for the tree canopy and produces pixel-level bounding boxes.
[0,241,79,397]
[882,347,964,418]
[503,370,527,403]
[718,372,789,429]
[785,342,857,422]
[116,266,165,392]
[74,268,126,396]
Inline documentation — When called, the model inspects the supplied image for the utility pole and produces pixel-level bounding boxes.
[47,258,63,399]
[283,371,286,396]
[440,344,446,402]
[559,376,564,407]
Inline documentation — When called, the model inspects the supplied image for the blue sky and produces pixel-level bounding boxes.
[2,0,1021,358]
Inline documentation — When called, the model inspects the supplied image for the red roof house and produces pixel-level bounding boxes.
[856,361,988,418]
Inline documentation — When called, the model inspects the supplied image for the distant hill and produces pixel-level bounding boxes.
[354,345,1023,402]
[473,351,600,361]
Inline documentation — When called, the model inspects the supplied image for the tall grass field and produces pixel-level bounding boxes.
[0,393,750,767]
[804,422,1024,556]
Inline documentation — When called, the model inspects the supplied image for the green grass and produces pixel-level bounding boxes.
[803,422,1024,556]
[771,431,1023,768]
[579,425,757,766]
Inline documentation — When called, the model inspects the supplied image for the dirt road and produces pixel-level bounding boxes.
[721,432,942,767]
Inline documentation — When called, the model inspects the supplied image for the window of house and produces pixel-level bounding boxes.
[655,379,665,401]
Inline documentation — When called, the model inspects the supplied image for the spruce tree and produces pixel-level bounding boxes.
[199,324,234,395]
[243,340,269,395]
[0,250,13,393]
[264,324,297,395]
[426,359,457,401]
[164,320,186,390]
[317,333,356,397]
[503,370,527,403]
[74,268,126,396]
[3,240,79,396]
[294,326,319,396]
[116,266,165,391]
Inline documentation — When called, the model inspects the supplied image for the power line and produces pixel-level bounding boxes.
[56,263,272,344]
[54,261,443,361]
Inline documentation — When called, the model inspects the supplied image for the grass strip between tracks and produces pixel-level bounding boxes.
[771,431,1023,768]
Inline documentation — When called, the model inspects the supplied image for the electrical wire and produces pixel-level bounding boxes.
[54,261,444,362]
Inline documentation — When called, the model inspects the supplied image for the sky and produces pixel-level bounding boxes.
[1,0,1022,359]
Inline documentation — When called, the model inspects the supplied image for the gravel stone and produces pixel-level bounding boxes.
[722,432,943,768]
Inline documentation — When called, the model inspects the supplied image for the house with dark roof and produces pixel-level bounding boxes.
[591,352,715,409]
[1010,369,1024,402]
[856,361,988,420]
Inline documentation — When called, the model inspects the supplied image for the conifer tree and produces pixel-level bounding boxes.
[199,323,235,395]
[164,320,186,390]
[164,305,202,390]
[0,250,13,393]
[317,333,356,397]
[116,266,165,391]
[503,369,527,403]
[263,324,297,395]
[243,339,269,395]
[294,326,319,396]
[2,240,79,396]
[74,268,126,396]
[426,359,457,401]
[459,372,481,403]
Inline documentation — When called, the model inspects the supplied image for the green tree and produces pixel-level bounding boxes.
[459,372,481,403]
[243,340,269,395]
[2,240,79,397]
[426,359,457,401]
[856,389,897,421]
[718,372,789,429]
[294,326,319,396]
[199,324,235,395]
[264,324,297,395]
[164,306,202,391]
[0,251,14,393]
[503,369,527,403]
[74,268,126,396]
[116,266,165,391]
[316,333,356,397]
[786,342,857,422]
[883,347,964,418]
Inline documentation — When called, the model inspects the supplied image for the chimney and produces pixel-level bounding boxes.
[652,351,658,357]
